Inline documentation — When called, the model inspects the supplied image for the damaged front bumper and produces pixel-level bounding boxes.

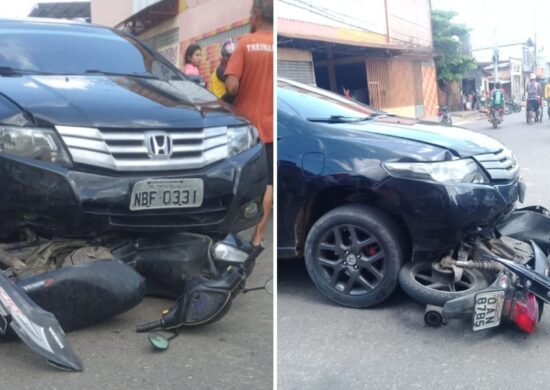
[0,143,267,238]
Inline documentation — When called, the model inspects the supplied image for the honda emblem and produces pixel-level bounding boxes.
[145,132,173,159]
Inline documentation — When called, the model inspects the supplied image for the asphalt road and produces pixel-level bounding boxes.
[278,112,550,390]
[0,222,273,390]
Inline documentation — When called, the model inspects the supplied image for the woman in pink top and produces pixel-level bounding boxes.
[183,44,202,76]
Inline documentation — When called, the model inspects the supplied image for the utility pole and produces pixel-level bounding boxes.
[534,32,538,76]
[493,27,499,85]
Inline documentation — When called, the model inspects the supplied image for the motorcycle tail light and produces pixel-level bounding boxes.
[511,294,538,334]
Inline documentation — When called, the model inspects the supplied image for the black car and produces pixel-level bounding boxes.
[278,78,522,308]
[0,19,267,239]
[0,19,268,370]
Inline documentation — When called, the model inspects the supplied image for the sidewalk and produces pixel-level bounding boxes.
[451,110,486,124]
[424,110,485,125]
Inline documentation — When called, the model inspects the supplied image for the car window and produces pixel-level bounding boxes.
[0,21,179,81]
[277,80,379,120]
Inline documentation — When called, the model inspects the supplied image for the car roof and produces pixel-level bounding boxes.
[0,17,110,31]
[278,77,383,114]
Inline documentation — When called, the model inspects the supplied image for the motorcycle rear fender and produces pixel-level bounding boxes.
[442,282,509,320]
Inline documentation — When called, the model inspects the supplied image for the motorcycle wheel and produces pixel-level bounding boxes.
[398,261,489,306]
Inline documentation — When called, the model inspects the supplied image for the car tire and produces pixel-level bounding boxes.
[399,261,489,306]
[304,204,405,308]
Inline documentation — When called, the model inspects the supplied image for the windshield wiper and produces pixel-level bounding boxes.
[0,67,54,76]
[307,115,373,123]
[81,69,159,79]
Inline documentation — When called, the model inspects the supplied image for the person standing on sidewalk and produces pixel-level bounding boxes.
[209,39,237,98]
[183,44,202,76]
[224,0,273,253]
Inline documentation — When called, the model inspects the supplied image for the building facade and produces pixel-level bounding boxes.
[91,0,253,86]
[277,0,438,118]
[472,42,537,97]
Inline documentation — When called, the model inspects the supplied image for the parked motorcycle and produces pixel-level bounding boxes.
[505,99,521,114]
[437,106,452,126]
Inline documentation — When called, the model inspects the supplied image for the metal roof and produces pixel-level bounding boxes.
[29,2,90,20]
[116,0,178,35]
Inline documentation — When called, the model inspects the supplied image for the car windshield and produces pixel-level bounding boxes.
[277,79,385,121]
[0,21,180,80]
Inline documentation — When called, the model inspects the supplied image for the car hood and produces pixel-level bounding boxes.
[337,119,504,158]
[0,75,245,129]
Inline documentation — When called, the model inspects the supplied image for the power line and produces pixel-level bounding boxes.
[296,0,434,46]
[305,0,433,37]
[280,0,433,48]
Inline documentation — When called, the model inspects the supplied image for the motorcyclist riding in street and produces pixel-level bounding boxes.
[489,82,506,122]
[526,74,542,123]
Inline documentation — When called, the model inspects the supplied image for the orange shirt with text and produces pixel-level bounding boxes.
[225,30,273,143]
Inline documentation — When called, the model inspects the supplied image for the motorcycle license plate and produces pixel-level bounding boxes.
[130,178,203,210]
[472,290,505,331]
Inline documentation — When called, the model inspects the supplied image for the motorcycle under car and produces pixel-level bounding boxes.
[421,207,550,334]
[0,232,259,371]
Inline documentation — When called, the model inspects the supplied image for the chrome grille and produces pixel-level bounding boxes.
[473,149,519,181]
[56,126,228,171]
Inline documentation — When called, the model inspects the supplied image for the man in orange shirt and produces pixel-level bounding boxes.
[225,0,273,253]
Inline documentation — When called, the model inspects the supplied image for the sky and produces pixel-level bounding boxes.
[0,0,82,19]
[431,0,550,52]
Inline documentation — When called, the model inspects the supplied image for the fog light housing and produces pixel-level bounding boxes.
[211,243,249,264]
[243,202,259,219]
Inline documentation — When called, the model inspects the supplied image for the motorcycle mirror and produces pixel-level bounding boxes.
[148,333,169,351]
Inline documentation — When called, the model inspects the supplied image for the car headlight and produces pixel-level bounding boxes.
[0,126,72,167]
[228,125,260,157]
[383,159,488,184]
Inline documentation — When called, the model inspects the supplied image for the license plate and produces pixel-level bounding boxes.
[473,290,505,331]
[130,178,203,211]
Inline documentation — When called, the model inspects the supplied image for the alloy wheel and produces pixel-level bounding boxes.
[314,224,386,295]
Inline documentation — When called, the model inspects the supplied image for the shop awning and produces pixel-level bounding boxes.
[116,0,178,35]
